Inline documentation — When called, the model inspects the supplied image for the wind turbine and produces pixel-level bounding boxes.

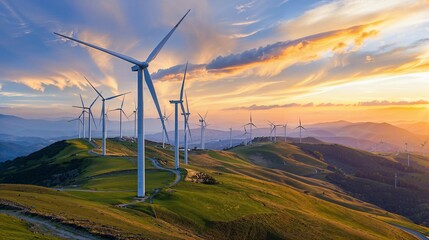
[405,142,410,167]
[198,111,208,149]
[170,63,188,169]
[109,95,128,138]
[182,91,192,164]
[160,106,172,148]
[282,123,288,142]
[72,94,87,139]
[54,10,189,197]
[86,95,100,141]
[85,77,130,155]
[244,113,256,145]
[229,127,233,148]
[296,118,306,143]
[68,116,83,139]
[128,103,138,138]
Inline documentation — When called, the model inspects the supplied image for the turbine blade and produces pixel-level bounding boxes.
[204,111,208,120]
[105,92,130,101]
[179,62,188,101]
[54,32,141,66]
[197,112,203,119]
[120,95,125,109]
[145,10,190,63]
[185,91,190,113]
[90,110,97,129]
[80,94,85,107]
[99,108,103,126]
[90,94,100,108]
[122,109,129,120]
[83,76,104,99]
[143,68,170,143]
[72,106,85,109]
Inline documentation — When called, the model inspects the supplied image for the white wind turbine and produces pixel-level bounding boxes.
[68,115,83,139]
[170,63,188,169]
[244,113,256,145]
[281,123,288,142]
[87,95,100,141]
[127,102,138,138]
[55,10,189,197]
[405,142,410,167]
[296,118,306,143]
[268,121,280,143]
[109,95,128,138]
[229,127,233,148]
[182,91,192,164]
[85,77,130,155]
[198,111,208,149]
[159,106,172,148]
[72,94,87,139]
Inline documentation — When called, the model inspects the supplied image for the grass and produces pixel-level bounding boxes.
[0,138,428,239]
[0,213,61,240]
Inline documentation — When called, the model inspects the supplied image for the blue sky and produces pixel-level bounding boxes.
[1,0,429,127]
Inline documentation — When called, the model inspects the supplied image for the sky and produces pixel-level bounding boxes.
[0,0,429,129]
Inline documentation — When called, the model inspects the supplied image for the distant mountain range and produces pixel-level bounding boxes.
[1,113,428,161]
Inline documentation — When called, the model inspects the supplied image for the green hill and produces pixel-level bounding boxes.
[0,138,427,239]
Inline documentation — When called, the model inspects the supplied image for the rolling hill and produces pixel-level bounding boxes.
[0,138,428,239]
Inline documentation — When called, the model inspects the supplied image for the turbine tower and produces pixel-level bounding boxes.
[296,118,306,143]
[55,10,188,197]
[198,112,208,149]
[282,123,288,142]
[170,63,188,169]
[86,95,99,141]
[85,77,129,155]
[72,94,87,139]
[405,142,410,167]
[229,127,233,148]
[182,91,191,164]
[110,95,128,138]
[160,106,172,148]
[68,116,83,139]
[127,103,138,138]
[394,173,397,189]
[244,113,256,145]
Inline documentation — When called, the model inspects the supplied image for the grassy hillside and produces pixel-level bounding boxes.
[234,141,429,226]
[0,138,427,239]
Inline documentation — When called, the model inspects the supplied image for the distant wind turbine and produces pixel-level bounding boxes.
[127,102,137,138]
[68,116,83,139]
[198,111,208,149]
[85,77,130,155]
[109,95,128,138]
[72,94,87,139]
[229,127,233,148]
[182,91,191,164]
[282,123,288,142]
[160,106,172,148]
[170,63,188,169]
[244,113,256,145]
[296,118,306,143]
[55,9,189,197]
[405,142,410,167]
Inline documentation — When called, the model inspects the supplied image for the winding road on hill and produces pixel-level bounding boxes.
[390,224,428,240]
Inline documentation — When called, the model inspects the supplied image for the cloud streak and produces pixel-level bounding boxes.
[225,100,428,111]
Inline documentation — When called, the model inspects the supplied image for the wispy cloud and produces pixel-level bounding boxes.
[357,100,429,107]
[12,71,87,92]
[225,99,428,111]
[231,20,259,26]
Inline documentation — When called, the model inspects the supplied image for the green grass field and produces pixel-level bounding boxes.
[0,138,427,239]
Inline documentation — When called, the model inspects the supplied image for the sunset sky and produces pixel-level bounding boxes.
[0,0,429,129]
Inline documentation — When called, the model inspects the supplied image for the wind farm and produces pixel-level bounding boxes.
[1,1,429,240]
